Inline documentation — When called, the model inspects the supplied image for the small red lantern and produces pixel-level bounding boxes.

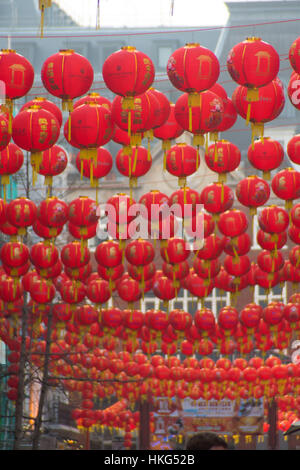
[41,49,94,111]
[223,233,251,258]
[68,196,98,227]
[247,137,284,180]
[236,175,270,216]
[116,146,152,189]
[139,190,169,221]
[75,146,112,192]
[195,233,225,260]
[227,37,279,89]
[95,240,123,268]
[125,239,155,266]
[287,134,300,165]
[6,197,37,236]
[0,241,29,268]
[194,307,216,336]
[257,229,287,252]
[218,306,239,335]
[61,241,90,270]
[271,167,300,210]
[65,102,114,163]
[20,96,63,127]
[258,206,289,234]
[102,46,154,101]
[74,92,111,111]
[30,241,59,270]
[0,49,34,125]
[37,197,68,229]
[257,249,284,273]
[205,140,241,183]
[60,279,86,304]
[200,182,234,221]
[35,145,68,188]
[152,275,177,308]
[117,275,141,307]
[289,37,300,74]
[217,209,248,238]
[29,278,56,305]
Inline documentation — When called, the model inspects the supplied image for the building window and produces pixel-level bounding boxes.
[254,283,287,308]
[157,46,172,70]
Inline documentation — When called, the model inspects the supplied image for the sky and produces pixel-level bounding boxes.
[54,0,230,28]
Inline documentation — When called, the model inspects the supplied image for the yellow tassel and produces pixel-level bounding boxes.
[132,146,138,173]
[68,113,71,141]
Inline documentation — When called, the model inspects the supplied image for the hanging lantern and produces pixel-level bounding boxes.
[68,196,98,227]
[41,50,94,111]
[29,278,56,305]
[12,106,60,182]
[194,307,215,337]
[0,143,23,202]
[37,197,68,231]
[125,239,155,266]
[6,197,37,236]
[223,233,251,258]
[193,258,221,286]
[35,145,68,191]
[74,92,111,111]
[227,37,279,121]
[271,167,300,211]
[217,209,248,239]
[0,113,11,152]
[75,147,112,199]
[195,233,225,261]
[0,241,29,269]
[111,92,157,146]
[20,96,63,127]
[289,37,300,73]
[232,78,285,145]
[61,241,90,270]
[239,303,262,337]
[218,306,239,336]
[165,143,201,190]
[287,134,300,165]
[60,279,86,305]
[257,229,287,253]
[117,274,141,309]
[152,275,177,310]
[102,46,155,105]
[139,190,169,221]
[116,145,152,191]
[174,90,224,148]
[0,49,34,129]
[65,101,114,166]
[205,140,241,183]
[236,175,270,216]
[258,206,289,234]
[200,182,234,222]
[247,137,284,181]
[30,241,59,271]
[257,249,284,274]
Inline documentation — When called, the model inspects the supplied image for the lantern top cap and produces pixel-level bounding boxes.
[1,49,16,54]
[34,97,46,101]
[121,46,136,52]
[245,37,261,42]
[59,49,75,54]
[185,43,200,48]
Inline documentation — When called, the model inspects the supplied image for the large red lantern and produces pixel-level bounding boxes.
[232,78,285,142]
[116,146,152,189]
[20,97,63,128]
[68,196,98,227]
[125,239,155,266]
[0,49,34,126]
[41,50,94,111]
[287,134,300,165]
[174,90,223,143]
[236,175,270,216]
[217,209,248,238]
[205,140,241,183]
[200,182,234,221]
[0,241,29,268]
[65,102,114,163]
[271,168,300,210]
[257,230,287,252]
[257,250,284,274]
[95,240,123,268]
[36,145,68,188]
[258,206,289,234]
[102,46,154,101]
[167,43,219,93]
[37,197,68,229]
[12,106,60,176]
[247,137,284,180]
[160,237,190,265]
[60,279,86,304]
[6,197,37,236]
[227,37,279,102]
[61,241,90,270]
[29,278,56,305]
[30,241,59,271]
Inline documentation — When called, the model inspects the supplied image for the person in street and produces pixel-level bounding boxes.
[185,432,228,450]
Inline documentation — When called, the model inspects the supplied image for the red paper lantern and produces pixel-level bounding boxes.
[223,233,251,257]
[258,206,289,234]
[152,275,177,306]
[232,78,285,142]
[257,250,284,273]
[205,140,241,183]
[116,146,152,187]
[37,197,68,229]
[74,92,111,111]
[60,279,86,304]
[20,97,63,127]
[139,190,169,221]
[227,37,279,89]
[240,303,262,332]
[289,37,300,74]
[287,134,300,165]
[257,230,287,251]
[29,278,56,305]
[30,242,59,270]
[271,168,300,210]
[0,113,11,151]
[36,145,68,187]
[0,49,34,111]
[247,137,284,180]
[12,106,60,177]
[117,275,141,306]
[236,175,270,215]
[217,209,248,238]
[41,49,94,111]
[194,307,216,335]
[65,102,114,162]
[224,254,251,278]
[195,234,225,260]
[167,43,219,93]
[102,46,154,99]
[218,306,239,334]
[125,239,155,266]
[61,241,90,269]
[174,90,223,139]
[95,240,123,268]
[68,196,98,227]
[6,197,37,236]
[200,182,234,220]
[75,146,112,189]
